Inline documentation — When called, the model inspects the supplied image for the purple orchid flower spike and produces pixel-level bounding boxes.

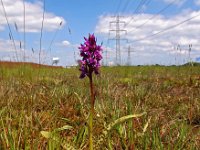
[78,34,103,79]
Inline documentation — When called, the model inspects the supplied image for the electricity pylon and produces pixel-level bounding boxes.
[108,15,127,65]
[127,45,135,66]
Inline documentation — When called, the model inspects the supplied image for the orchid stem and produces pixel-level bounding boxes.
[89,74,94,150]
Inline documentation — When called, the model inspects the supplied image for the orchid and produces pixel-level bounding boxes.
[78,34,102,79]
[78,34,103,150]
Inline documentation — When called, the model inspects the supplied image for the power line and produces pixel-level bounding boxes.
[115,0,123,15]
[124,0,176,35]
[120,0,139,14]
[128,13,200,44]
[135,0,148,13]
[0,0,18,61]
[146,0,152,6]
[125,0,149,27]
[121,0,132,13]
[125,0,144,27]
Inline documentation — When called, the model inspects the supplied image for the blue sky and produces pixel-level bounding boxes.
[0,0,200,66]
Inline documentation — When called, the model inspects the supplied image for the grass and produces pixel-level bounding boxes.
[0,62,200,149]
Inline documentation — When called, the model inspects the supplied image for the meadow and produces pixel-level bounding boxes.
[0,62,200,149]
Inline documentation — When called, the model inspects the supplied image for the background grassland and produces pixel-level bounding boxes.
[0,62,200,149]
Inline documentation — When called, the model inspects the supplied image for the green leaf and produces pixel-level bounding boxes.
[107,112,146,131]
[41,131,51,139]
[0,107,6,116]
[143,117,151,133]
[40,131,60,141]
[60,117,72,123]
[54,125,73,132]
[74,125,88,148]
[41,131,75,150]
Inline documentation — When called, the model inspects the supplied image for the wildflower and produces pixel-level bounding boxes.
[78,34,103,150]
[78,34,103,79]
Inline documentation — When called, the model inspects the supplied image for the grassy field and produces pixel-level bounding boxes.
[0,62,200,149]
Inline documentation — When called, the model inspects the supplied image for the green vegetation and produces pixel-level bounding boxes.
[0,63,200,149]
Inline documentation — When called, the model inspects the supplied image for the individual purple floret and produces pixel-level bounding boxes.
[78,34,103,79]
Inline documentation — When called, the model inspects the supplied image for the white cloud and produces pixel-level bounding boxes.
[195,0,200,6]
[0,38,22,52]
[95,11,200,65]
[0,38,29,61]
[0,0,66,32]
[0,38,52,63]
[62,40,71,46]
